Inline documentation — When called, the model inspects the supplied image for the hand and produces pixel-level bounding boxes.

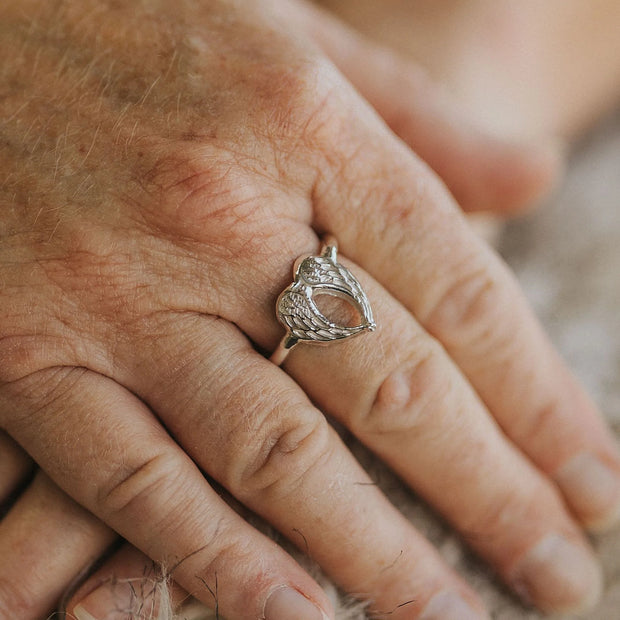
[0,446,115,615]
[0,1,616,619]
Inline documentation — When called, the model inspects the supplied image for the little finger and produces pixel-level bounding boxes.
[280,0,562,214]
[0,369,334,620]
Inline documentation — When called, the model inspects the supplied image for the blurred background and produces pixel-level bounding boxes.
[495,110,620,619]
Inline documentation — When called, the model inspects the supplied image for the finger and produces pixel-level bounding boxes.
[123,315,489,619]
[0,432,33,507]
[0,369,334,620]
[64,545,195,620]
[309,106,620,534]
[280,0,562,215]
[0,471,115,619]
[221,229,601,614]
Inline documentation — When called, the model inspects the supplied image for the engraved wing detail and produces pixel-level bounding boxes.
[275,243,375,348]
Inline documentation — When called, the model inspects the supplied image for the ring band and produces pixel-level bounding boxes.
[270,235,376,366]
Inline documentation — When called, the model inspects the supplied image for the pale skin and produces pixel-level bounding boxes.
[1,1,620,619]
[315,0,620,140]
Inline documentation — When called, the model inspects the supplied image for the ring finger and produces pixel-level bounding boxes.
[216,225,602,614]
[310,90,620,536]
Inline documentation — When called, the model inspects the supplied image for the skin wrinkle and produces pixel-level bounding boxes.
[1,2,617,618]
[2,88,270,369]
[166,346,286,459]
[239,416,332,503]
[0,7,318,249]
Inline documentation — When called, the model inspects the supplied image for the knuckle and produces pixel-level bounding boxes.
[137,143,265,240]
[202,535,262,582]
[506,366,587,450]
[352,346,453,437]
[0,281,58,388]
[511,396,565,448]
[191,535,277,608]
[315,135,438,239]
[97,451,185,524]
[230,409,332,502]
[265,58,376,182]
[9,366,84,405]
[422,259,506,345]
[0,239,147,378]
[0,335,44,387]
[265,55,345,141]
[342,167,423,239]
[0,366,84,431]
[369,163,440,231]
[462,490,523,544]
[376,186,419,230]
[462,481,559,548]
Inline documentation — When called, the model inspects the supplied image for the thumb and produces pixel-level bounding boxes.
[284,0,564,215]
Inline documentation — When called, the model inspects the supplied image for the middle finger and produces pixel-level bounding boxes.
[124,313,486,618]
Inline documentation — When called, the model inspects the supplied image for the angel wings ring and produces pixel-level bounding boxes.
[270,236,376,366]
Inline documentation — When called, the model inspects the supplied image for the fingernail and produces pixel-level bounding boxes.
[73,604,98,620]
[419,591,489,620]
[74,585,114,620]
[512,534,602,613]
[556,452,620,531]
[264,586,328,620]
[73,579,163,620]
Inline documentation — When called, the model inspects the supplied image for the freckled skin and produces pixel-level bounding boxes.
[0,0,321,379]
[0,1,616,618]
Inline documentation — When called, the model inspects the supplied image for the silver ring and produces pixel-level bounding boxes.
[270,235,376,366]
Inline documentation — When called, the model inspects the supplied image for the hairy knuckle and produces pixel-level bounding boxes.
[136,141,272,242]
[353,347,452,436]
[267,56,344,140]
[233,412,331,501]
